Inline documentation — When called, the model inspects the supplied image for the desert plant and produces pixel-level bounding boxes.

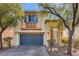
[72,39,79,49]
[47,39,56,48]
[47,39,55,52]
[62,38,68,46]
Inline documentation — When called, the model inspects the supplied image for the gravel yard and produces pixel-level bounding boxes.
[48,46,79,56]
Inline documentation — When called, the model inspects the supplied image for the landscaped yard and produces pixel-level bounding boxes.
[48,46,79,56]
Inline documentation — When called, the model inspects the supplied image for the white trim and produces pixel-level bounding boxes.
[14,33,20,46]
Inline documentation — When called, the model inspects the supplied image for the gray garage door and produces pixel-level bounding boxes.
[20,34,43,46]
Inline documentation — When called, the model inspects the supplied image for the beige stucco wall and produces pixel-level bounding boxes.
[73,26,79,40]
[62,28,68,39]
[63,26,79,40]
[39,14,48,46]
[2,28,14,38]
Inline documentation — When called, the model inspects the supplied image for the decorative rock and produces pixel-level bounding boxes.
[72,48,77,53]
[48,48,52,52]
[52,48,58,52]
[65,50,67,53]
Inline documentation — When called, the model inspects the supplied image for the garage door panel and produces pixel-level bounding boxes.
[20,34,43,45]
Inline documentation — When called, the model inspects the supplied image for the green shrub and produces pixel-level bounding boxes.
[47,39,55,47]
[61,38,68,46]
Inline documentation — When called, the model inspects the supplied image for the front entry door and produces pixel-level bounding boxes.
[51,28,58,46]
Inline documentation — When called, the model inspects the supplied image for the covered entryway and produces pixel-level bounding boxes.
[51,28,59,46]
[45,20,63,46]
[20,34,43,46]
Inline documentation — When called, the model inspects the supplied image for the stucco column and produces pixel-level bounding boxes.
[14,33,20,46]
[43,24,49,47]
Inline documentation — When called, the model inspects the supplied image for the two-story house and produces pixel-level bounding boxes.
[3,11,79,48]
[13,11,48,47]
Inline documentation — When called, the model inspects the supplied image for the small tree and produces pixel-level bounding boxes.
[0,4,24,49]
[40,3,79,55]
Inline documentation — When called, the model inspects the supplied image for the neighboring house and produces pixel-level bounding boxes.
[2,11,79,48]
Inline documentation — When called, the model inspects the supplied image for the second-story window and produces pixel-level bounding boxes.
[25,15,38,24]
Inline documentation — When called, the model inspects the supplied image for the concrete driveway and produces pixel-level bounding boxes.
[0,46,49,56]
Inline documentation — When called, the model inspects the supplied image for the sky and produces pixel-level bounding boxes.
[22,3,39,11]
[22,3,60,19]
